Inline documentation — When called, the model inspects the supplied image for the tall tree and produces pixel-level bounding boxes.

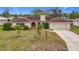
[49,7,62,17]
[2,8,10,18]
[13,14,18,18]
[62,13,69,19]
[32,9,44,16]
[69,11,79,19]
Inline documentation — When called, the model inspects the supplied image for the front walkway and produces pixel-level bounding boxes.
[48,30,79,51]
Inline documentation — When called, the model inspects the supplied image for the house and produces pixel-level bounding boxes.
[11,15,71,30]
[0,16,14,25]
[73,18,79,26]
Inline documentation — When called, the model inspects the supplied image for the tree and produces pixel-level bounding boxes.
[62,13,68,19]
[49,7,63,17]
[69,11,79,19]
[2,8,10,18]
[32,9,44,16]
[19,13,23,17]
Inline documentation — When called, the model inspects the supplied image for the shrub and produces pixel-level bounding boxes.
[43,23,49,29]
[3,23,12,30]
[21,25,29,30]
[12,25,29,30]
[14,25,24,37]
[15,25,24,30]
[38,22,45,29]
[38,22,49,29]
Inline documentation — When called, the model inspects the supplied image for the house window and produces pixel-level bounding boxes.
[16,23,25,26]
[7,19,10,22]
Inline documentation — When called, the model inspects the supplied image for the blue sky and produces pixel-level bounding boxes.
[0,7,79,14]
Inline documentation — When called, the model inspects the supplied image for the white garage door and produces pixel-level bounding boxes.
[49,22,68,30]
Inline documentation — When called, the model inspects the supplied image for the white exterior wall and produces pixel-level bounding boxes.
[73,22,79,26]
[12,22,16,26]
[12,22,31,28]
[40,15,46,21]
[25,22,31,28]
[49,22,70,30]
[0,20,8,25]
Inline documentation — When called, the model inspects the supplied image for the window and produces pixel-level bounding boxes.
[16,23,25,26]
[7,19,10,22]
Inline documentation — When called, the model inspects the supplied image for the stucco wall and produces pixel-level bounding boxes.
[0,20,8,25]
[25,22,31,28]
[40,15,46,21]
[12,22,31,28]
[12,22,16,26]
[49,22,70,30]
[73,22,79,26]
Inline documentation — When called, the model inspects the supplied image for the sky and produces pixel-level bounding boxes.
[0,7,79,14]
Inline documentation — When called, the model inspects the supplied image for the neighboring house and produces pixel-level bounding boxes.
[0,16,14,25]
[73,18,79,26]
[0,16,10,25]
[12,15,71,30]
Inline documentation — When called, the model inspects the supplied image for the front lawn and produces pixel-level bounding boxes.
[0,26,3,31]
[0,30,68,51]
[70,24,79,35]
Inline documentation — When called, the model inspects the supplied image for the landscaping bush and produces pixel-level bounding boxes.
[38,22,49,29]
[15,25,24,30]
[3,23,12,30]
[38,22,45,29]
[21,25,29,30]
[12,25,29,30]
[43,23,49,29]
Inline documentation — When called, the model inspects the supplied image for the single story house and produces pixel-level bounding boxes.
[73,18,79,26]
[11,15,71,30]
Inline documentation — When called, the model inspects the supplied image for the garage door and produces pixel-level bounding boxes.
[49,22,68,30]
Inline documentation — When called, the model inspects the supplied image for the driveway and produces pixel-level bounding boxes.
[50,30,79,51]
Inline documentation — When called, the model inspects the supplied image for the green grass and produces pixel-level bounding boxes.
[70,24,79,35]
[0,30,68,51]
[0,26,3,31]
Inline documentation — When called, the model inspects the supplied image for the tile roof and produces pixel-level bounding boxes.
[12,16,71,22]
[12,17,31,22]
[47,18,71,22]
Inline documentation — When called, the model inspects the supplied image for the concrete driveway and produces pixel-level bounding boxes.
[53,30,79,51]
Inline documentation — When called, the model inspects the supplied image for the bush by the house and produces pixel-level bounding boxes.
[38,22,49,29]
[12,25,29,30]
[43,23,49,29]
[3,23,12,30]
[38,22,45,29]
[21,25,29,30]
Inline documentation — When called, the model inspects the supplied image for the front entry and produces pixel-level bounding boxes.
[31,22,36,27]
